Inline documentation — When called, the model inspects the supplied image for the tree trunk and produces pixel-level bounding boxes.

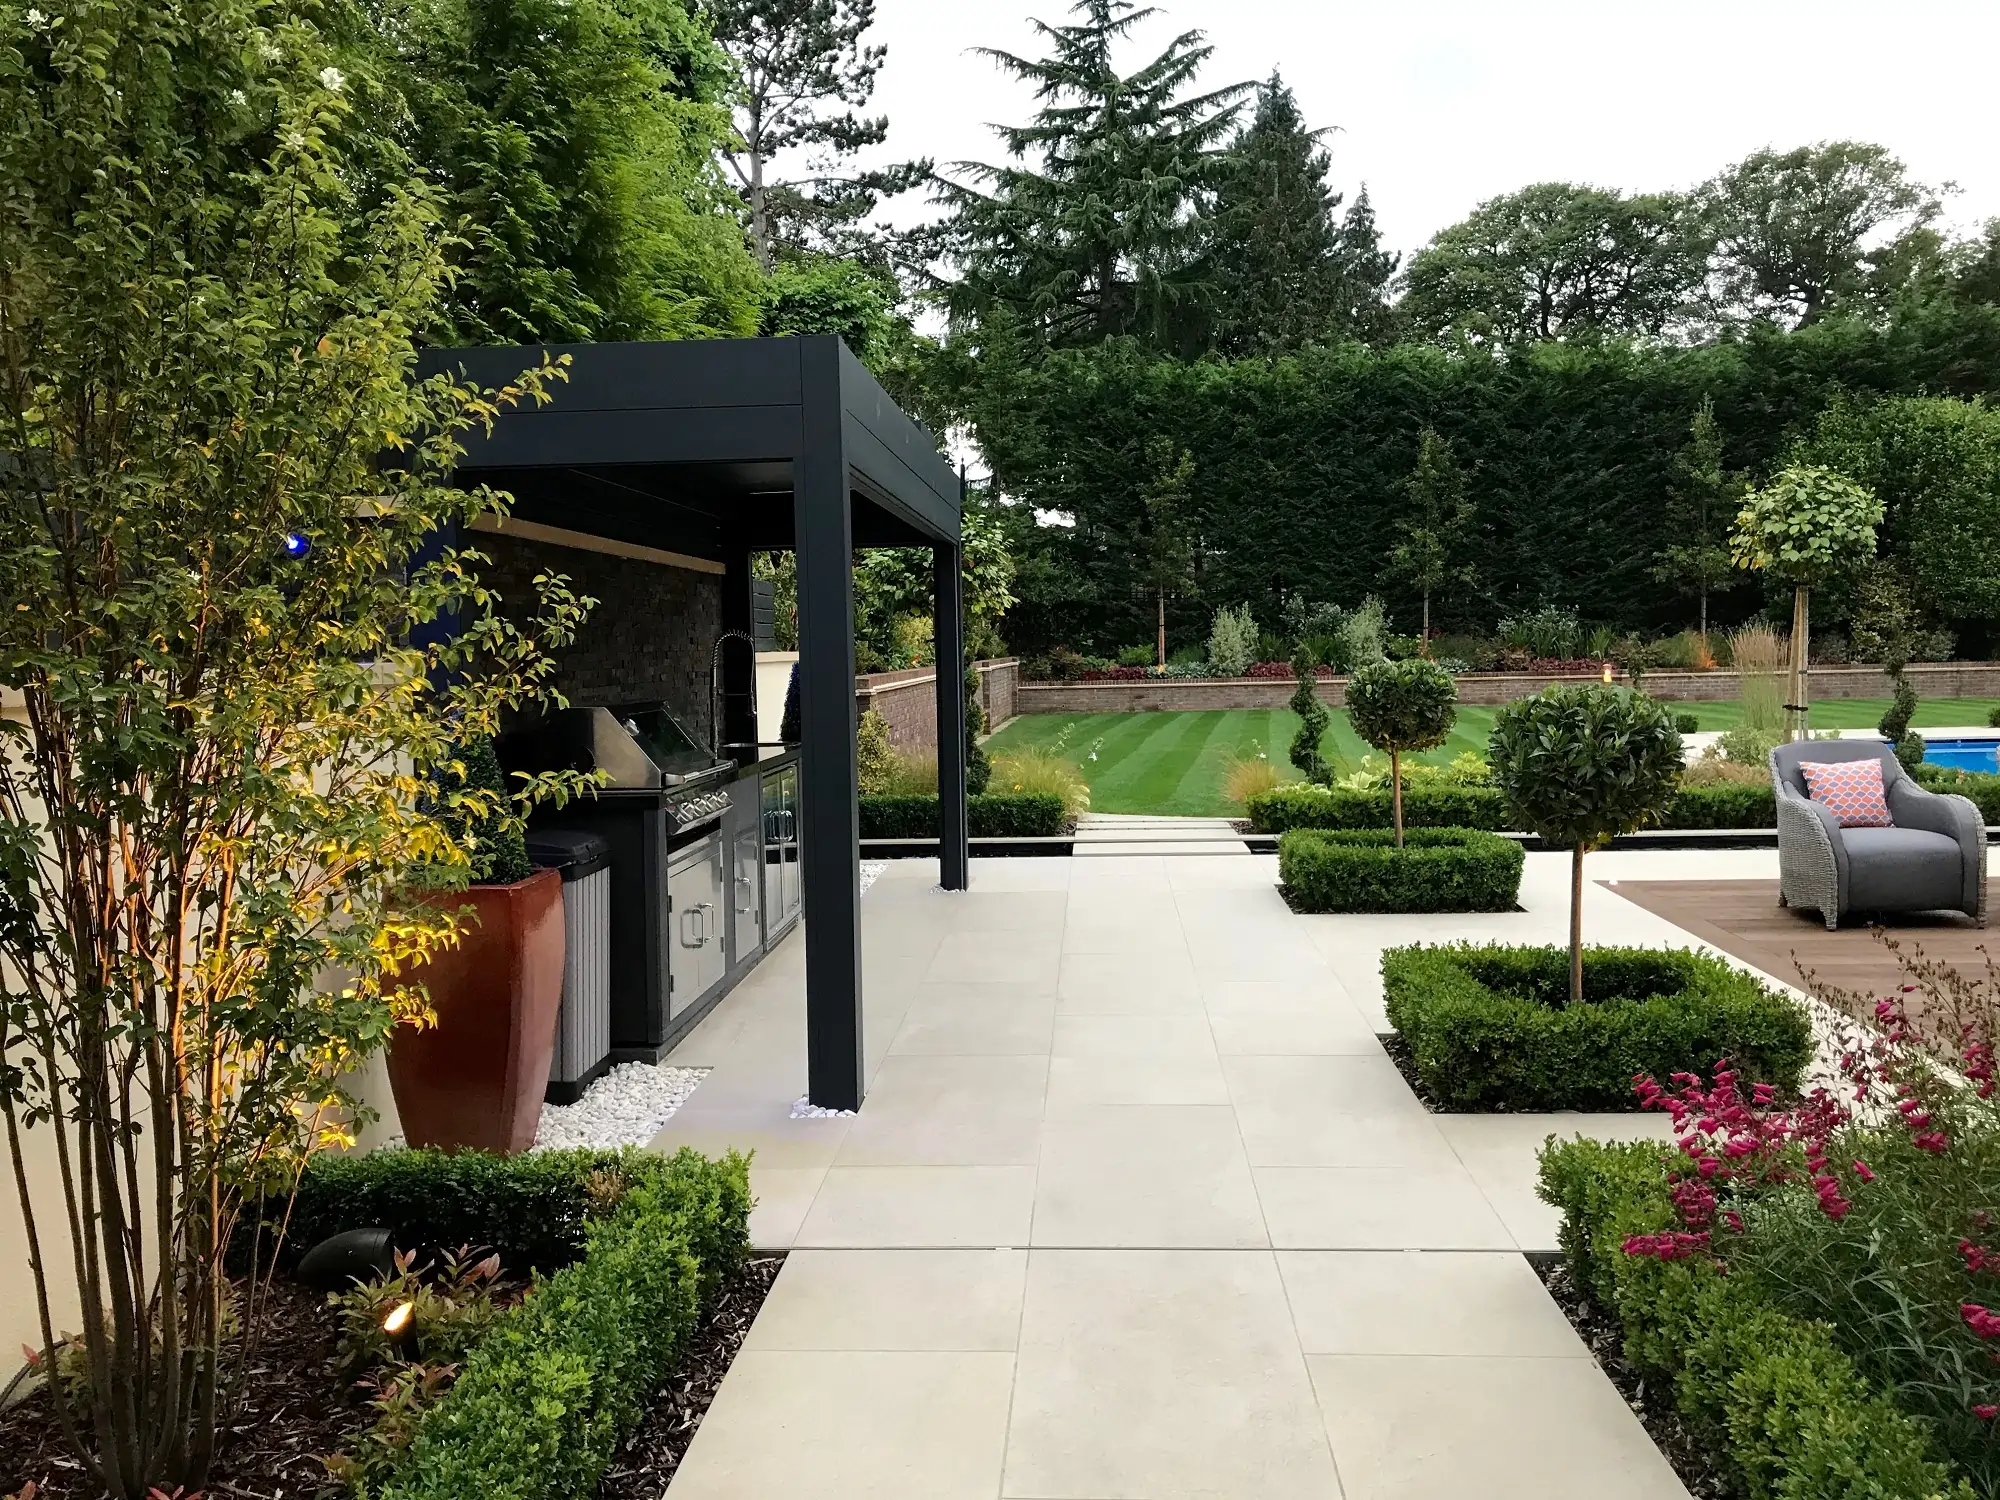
[1421,592,1430,650]
[1569,843,1586,1007]
[1391,750,1404,848]
[1156,590,1166,668]
[1698,588,1707,643]
[747,102,771,271]
[1788,585,1811,742]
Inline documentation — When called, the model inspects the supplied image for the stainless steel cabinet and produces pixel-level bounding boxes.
[667,833,725,1015]
[729,819,762,963]
[762,763,801,935]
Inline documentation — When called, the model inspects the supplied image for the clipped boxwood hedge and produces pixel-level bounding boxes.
[859,791,1070,839]
[280,1146,675,1273]
[1383,945,1812,1111]
[1250,782,1508,833]
[1538,1138,1973,1499]
[1278,828,1523,913]
[378,1148,751,1500]
[1247,780,1780,833]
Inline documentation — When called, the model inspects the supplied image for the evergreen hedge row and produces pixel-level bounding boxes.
[858,792,1070,838]
[1382,945,1812,1111]
[976,313,2000,652]
[1278,828,1523,913]
[1246,780,1782,834]
[282,1146,670,1273]
[1537,1138,1973,1499]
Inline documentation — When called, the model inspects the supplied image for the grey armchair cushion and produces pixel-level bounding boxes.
[1840,826,1965,910]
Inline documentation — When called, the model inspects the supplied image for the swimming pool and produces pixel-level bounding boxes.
[1924,737,2000,774]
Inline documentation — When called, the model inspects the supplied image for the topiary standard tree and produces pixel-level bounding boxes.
[1488,685,1684,1007]
[1345,658,1457,846]
[1729,464,1882,741]
[1288,648,1330,781]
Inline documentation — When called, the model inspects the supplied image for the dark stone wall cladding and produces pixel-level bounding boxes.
[479,533,722,748]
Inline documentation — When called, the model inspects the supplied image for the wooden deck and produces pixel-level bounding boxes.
[1604,879,1996,1005]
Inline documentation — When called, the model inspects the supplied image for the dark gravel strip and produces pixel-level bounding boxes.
[594,1252,785,1500]
[1526,1251,1730,1500]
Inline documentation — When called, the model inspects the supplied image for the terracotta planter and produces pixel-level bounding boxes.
[388,867,566,1154]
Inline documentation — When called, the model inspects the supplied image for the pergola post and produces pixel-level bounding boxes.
[935,539,969,891]
[795,341,865,1111]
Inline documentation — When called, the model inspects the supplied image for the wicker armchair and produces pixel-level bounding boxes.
[1771,739,1985,931]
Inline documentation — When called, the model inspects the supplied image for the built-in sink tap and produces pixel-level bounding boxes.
[709,629,757,757]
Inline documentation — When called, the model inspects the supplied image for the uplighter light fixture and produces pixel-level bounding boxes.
[383,1299,415,1336]
[1602,662,1615,683]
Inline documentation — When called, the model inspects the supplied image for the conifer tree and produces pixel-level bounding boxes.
[707,0,925,267]
[1205,73,1342,356]
[1330,186,1400,345]
[933,0,1250,353]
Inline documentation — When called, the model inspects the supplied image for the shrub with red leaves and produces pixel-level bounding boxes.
[1622,936,2000,1485]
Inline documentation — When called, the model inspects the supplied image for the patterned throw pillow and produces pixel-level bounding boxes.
[1799,758,1892,828]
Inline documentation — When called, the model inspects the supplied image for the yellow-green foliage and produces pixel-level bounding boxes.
[857,708,897,794]
[1222,753,1281,807]
[990,747,1091,817]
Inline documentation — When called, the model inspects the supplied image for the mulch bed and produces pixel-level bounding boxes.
[595,1252,784,1500]
[2,1252,785,1500]
[1527,1251,1729,1499]
[1,1277,369,1500]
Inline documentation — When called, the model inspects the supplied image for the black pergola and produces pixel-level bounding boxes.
[423,336,968,1110]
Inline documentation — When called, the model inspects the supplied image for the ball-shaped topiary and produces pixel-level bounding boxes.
[1488,684,1683,1005]
[1729,465,1883,585]
[1731,464,1882,740]
[1346,657,1457,845]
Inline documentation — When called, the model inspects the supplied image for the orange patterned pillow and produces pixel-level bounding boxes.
[1799,758,1892,827]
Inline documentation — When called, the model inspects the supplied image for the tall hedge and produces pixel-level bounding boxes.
[975,312,2000,652]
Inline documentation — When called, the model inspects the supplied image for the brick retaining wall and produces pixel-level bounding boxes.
[856,659,1022,750]
[1017,663,2000,715]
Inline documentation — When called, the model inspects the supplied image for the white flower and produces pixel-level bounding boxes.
[24,9,48,28]
[229,88,247,107]
[255,35,280,63]
[318,65,345,92]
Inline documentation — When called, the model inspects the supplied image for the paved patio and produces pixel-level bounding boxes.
[649,846,1807,1499]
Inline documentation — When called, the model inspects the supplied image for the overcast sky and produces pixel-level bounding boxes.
[852,0,1999,259]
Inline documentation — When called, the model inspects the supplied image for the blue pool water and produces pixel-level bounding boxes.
[1924,737,2000,774]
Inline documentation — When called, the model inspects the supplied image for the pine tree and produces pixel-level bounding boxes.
[1651,399,1742,639]
[1204,73,1342,356]
[707,0,925,268]
[933,0,1250,353]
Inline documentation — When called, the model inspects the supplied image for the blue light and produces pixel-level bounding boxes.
[282,532,311,559]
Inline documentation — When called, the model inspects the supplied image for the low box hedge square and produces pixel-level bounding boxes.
[858,791,1070,839]
[1383,944,1812,1110]
[1278,827,1523,913]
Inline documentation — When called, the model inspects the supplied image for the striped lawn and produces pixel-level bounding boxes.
[982,698,2000,818]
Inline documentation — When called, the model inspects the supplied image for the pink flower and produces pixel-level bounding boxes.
[1975,1404,1999,1421]
[1914,1131,1952,1155]
[1852,1160,1875,1183]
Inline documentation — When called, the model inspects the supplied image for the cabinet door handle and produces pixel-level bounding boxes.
[679,906,701,948]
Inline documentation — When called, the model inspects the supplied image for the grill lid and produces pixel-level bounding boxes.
[498,705,729,792]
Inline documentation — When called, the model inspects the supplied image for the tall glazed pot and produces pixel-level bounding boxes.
[388,866,565,1153]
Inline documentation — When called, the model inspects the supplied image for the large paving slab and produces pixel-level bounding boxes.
[662,850,1716,1500]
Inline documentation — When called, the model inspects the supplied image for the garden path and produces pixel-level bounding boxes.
[646,847,1806,1500]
